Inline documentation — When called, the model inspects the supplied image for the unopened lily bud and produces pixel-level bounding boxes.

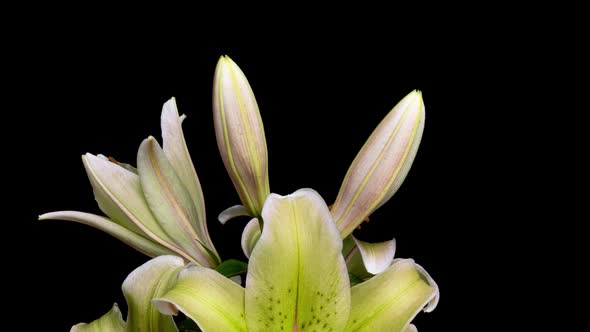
[332,90,425,237]
[213,56,270,218]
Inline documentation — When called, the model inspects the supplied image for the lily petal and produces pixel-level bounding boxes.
[332,90,426,237]
[240,217,261,259]
[161,97,214,252]
[213,56,270,217]
[70,303,126,332]
[153,266,247,332]
[218,204,251,224]
[353,236,396,275]
[137,137,219,267]
[344,259,436,332]
[83,153,192,261]
[343,236,372,280]
[122,255,185,332]
[83,154,142,234]
[405,324,418,332]
[39,211,175,258]
[416,263,440,312]
[245,189,350,332]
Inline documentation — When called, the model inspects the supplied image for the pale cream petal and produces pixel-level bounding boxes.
[353,236,396,275]
[218,204,251,224]
[137,137,219,267]
[83,153,192,262]
[240,217,261,259]
[39,211,175,258]
[161,97,214,252]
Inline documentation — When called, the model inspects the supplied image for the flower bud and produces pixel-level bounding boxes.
[213,56,270,217]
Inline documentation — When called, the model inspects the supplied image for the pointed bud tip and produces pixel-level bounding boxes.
[217,55,230,67]
[409,89,423,99]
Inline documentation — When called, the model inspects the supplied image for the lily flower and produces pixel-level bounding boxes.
[71,255,186,331]
[331,90,426,238]
[213,56,270,221]
[40,98,220,268]
[153,189,437,331]
[328,90,429,280]
[234,89,430,279]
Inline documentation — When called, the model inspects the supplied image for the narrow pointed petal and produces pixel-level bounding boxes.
[153,266,247,332]
[122,255,185,332]
[161,97,214,252]
[240,217,261,259]
[218,204,251,224]
[353,236,396,275]
[137,137,219,267]
[332,90,426,237]
[245,189,350,332]
[83,153,193,262]
[213,56,270,217]
[344,259,437,332]
[70,303,126,332]
[39,211,175,257]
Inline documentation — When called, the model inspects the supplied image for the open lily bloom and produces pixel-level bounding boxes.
[153,189,437,332]
[40,98,220,268]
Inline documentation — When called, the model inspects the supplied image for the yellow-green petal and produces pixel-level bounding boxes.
[70,303,126,332]
[344,259,437,332]
[153,266,247,332]
[245,189,350,332]
[137,137,219,267]
[122,255,185,332]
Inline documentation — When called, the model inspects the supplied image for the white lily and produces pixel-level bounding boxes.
[213,56,270,221]
[40,98,220,268]
[153,189,437,331]
[71,255,185,332]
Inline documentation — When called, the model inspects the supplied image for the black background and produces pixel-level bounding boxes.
[11,12,516,331]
